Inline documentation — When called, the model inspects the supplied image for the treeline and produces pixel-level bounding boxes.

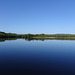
[0,31,22,38]
[31,34,75,37]
[1,31,75,39]
[24,34,75,38]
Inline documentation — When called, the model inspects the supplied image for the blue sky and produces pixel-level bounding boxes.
[0,0,75,34]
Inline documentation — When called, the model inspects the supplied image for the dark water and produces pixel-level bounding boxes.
[0,39,75,75]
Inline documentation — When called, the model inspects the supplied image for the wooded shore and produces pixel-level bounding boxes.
[1,31,75,39]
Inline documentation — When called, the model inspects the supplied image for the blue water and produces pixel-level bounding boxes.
[0,39,75,75]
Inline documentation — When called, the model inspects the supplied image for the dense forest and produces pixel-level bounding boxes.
[0,31,22,38]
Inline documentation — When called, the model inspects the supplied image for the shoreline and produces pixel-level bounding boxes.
[32,37,75,39]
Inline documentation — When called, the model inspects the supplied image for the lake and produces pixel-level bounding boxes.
[0,39,75,75]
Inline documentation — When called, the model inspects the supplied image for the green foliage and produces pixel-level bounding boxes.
[0,31,75,39]
[0,31,22,38]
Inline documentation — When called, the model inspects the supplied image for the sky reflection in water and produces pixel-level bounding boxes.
[0,39,75,75]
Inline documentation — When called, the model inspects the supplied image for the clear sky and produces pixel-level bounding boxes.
[0,0,75,34]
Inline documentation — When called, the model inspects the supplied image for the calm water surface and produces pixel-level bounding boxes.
[0,39,75,75]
